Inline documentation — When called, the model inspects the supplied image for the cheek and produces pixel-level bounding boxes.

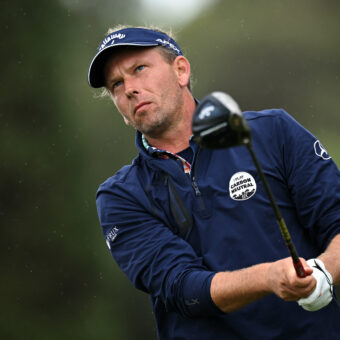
[150,66,177,91]
[160,73,181,101]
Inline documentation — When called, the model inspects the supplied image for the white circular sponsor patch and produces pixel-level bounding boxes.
[229,171,257,201]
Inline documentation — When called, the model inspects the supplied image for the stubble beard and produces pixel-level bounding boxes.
[132,85,184,139]
[134,109,173,138]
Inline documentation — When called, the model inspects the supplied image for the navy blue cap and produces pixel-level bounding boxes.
[88,27,183,88]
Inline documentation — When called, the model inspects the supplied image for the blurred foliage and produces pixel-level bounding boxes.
[1,0,339,339]
[182,1,340,146]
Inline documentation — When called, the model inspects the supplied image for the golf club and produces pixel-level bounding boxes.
[192,91,306,278]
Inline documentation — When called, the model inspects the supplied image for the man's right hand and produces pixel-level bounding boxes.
[266,257,315,301]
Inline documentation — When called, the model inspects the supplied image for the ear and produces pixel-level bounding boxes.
[173,56,191,88]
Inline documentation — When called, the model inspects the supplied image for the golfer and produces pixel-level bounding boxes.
[88,25,340,339]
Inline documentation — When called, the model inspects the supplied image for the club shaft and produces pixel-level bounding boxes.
[246,144,306,277]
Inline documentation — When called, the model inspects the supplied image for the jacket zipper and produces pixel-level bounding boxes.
[191,177,201,197]
[190,147,201,196]
[190,148,206,212]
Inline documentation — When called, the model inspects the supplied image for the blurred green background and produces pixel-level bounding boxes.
[1,0,339,339]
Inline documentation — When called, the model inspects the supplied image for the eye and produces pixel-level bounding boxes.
[112,80,123,90]
[135,65,145,72]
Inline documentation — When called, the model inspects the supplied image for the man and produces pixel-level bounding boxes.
[88,26,340,339]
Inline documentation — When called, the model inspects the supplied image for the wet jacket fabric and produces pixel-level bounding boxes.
[96,109,340,339]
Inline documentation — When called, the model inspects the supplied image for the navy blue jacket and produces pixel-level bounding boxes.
[96,109,340,339]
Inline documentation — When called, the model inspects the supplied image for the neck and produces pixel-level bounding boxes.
[144,93,196,153]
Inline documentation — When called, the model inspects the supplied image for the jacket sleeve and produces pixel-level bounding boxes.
[276,109,340,250]
[96,175,223,318]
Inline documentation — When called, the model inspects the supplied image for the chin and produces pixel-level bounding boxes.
[141,124,168,138]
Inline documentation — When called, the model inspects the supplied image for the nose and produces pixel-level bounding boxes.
[124,78,140,98]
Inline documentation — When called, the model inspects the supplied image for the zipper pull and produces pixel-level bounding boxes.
[192,177,201,197]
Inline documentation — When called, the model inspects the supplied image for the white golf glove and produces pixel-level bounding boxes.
[298,258,333,312]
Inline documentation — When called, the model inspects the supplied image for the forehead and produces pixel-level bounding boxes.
[105,46,165,70]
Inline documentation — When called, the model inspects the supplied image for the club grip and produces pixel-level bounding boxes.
[294,259,307,278]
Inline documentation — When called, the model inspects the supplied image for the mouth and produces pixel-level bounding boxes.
[134,101,151,114]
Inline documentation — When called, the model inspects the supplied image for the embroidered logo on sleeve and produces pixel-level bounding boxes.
[185,298,200,306]
[106,226,119,250]
[314,140,331,160]
[229,172,256,201]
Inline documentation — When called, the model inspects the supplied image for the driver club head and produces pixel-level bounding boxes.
[192,92,251,149]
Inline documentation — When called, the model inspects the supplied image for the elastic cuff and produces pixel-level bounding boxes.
[180,270,224,317]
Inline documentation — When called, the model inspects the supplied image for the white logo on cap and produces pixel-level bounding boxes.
[155,38,181,54]
[314,140,331,160]
[99,33,126,51]
[229,172,256,201]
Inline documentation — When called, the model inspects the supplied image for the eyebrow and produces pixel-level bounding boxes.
[105,59,142,87]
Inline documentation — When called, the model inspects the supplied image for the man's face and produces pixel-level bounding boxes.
[104,47,186,138]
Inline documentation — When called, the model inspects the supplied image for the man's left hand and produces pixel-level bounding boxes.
[298,258,333,311]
